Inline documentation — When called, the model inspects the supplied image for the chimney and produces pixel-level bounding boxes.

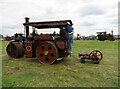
[25,17,29,37]
[111,30,113,36]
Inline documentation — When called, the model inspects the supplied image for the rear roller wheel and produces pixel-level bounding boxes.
[36,41,59,64]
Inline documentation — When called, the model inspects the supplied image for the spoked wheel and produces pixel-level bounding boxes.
[6,42,24,58]
[89,50,103,64]
[36,41,59,64]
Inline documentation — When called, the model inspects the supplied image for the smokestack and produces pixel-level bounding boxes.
[25,17,29,37]
[111,30,113,36]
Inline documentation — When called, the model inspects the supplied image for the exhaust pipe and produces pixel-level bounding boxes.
[25,17,29,37]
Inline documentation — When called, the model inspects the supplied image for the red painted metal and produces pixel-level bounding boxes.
[36,41,58,64]
[56,41,65,49]
[79,50,103,64]
[25,42,34,58]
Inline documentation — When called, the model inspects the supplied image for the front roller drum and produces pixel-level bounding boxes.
[36,41,59,64]
[6,42,24,58]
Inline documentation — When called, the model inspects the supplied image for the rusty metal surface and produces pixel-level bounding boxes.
[36,41,58,64]
[56,41,66,49]
[25,42,35,58]
[55,37,69,57]
[34,34,53,41]
[79,50,103,64]
[6,42,24,58]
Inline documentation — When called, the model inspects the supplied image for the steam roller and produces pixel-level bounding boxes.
[6,17,73,64]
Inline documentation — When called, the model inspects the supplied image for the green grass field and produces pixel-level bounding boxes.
[1,40,119,87]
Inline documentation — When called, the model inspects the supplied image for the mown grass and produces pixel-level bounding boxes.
[1,40,119,87]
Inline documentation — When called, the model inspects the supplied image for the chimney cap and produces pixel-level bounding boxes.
[25,17,29,19]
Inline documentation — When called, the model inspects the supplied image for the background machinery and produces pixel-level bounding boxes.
[96,30,115,41]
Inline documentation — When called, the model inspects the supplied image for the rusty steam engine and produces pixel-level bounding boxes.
[6,17,73,64]
[96,30,115,41]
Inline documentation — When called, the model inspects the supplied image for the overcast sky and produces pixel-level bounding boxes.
[0,0,119,36]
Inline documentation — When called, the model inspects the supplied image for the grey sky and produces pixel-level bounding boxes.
[0,0,119,36]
